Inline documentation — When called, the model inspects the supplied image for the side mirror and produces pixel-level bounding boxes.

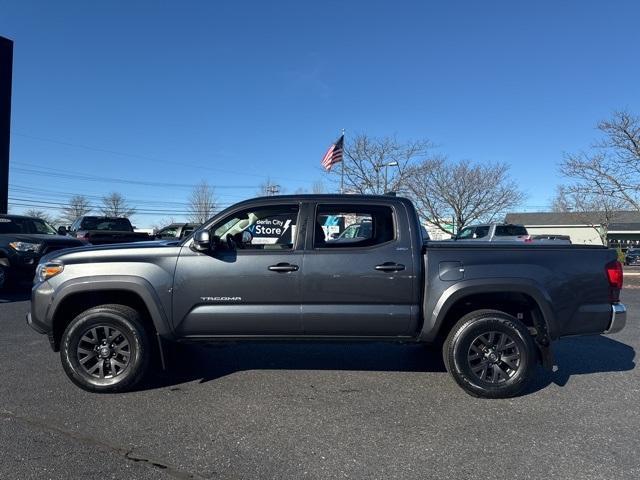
[57,226,67,236]
[192,230,211,252]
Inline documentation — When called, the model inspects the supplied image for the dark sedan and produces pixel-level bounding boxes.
[625,248,640,265]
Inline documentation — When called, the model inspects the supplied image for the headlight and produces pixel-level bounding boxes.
[9,241,41,252]
[36,262,64,282]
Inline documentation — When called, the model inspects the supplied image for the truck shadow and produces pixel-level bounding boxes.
[144,342,447,390]
[144,335,635,394]
[527,335,636,393]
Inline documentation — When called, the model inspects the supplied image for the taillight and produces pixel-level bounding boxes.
[606,260,623,302]
[76,231,90,242]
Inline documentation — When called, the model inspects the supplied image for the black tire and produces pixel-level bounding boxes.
[60,304,151,393]
[443,309,537,399]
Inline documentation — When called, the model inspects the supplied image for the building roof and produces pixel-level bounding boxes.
[505,211,640,227]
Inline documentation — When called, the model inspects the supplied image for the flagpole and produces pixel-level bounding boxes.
[340,128,345,194]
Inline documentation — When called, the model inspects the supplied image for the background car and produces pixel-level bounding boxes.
[154,222,200,240]
[0,214,83,289]
[625,247,640,265]
[454,223,529,242]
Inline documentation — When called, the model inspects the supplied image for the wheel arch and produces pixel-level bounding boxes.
[49,276,173,351]
[422,278,557,344]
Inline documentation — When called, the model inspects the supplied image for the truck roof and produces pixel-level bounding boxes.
[237,193,413,206]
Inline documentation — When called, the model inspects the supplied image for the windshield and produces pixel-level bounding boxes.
[32,219,58,235]
[0,217,57,235]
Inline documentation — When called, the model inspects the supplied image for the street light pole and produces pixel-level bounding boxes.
[384,161,399,193]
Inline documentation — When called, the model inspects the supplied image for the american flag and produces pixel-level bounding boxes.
[321,135,344,171]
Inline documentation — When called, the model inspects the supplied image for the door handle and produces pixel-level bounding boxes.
[268,263,299,272]
[375,262,405,272]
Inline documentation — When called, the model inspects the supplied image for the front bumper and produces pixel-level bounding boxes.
[26,312,46,334]
[26,280,55,335]
[605,303,627,334]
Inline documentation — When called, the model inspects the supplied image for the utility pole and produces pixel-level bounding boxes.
[266,184,281,196]
[0,36,13,214]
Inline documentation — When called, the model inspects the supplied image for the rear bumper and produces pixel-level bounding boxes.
[605,303,627,334]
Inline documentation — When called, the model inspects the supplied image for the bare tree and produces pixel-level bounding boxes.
[292,180,325,195]
[552,186,625,245]
[559,110,640,211]
[24,209,56,224]
[312,180,325,194]
[188,181,217,223]
[326,134,433,194]
[151,216,177,232]
[406,158,525,235]
[101,192,136,217]
[60,195,92,224]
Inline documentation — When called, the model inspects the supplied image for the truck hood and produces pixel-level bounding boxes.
[40,239,182,263]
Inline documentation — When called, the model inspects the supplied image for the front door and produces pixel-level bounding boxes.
[301,202,416,336]
[172,203,303,336]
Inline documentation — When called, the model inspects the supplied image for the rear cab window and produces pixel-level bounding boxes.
[495,225,528,237]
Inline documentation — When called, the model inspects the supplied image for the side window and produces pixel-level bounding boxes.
[212,204,299,251]
[314,204,395,248]
[474,226,490,238]
[181,225,196,238]
[157,226,179,239]
[456,227,475,240]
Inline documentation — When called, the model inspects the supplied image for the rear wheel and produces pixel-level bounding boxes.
[60,304,150,392]
[443,309,537,398]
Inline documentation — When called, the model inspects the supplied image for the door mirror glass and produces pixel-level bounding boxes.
[57,226,67,236]
[192,230,211,252]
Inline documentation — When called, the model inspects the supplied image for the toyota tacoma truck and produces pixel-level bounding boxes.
[27,195,627,398]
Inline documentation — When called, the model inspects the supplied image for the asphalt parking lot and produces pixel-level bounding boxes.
[1,278,639,479]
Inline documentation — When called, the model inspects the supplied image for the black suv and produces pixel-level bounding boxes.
[0,214,83,289]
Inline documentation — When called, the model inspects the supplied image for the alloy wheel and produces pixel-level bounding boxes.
[76,325,131,379]
[467,331,521,384]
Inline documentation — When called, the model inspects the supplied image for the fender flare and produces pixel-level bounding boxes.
[48,275,173,338]
[422,277,557,341]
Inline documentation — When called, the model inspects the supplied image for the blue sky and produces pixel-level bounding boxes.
[1,0,639,226]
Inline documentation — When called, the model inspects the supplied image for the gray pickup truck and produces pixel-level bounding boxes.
[27,194,627,398]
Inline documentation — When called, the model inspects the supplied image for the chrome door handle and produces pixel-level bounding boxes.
[375,262,405,272]
[268,263,299,272]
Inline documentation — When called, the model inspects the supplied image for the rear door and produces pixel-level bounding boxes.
[300,201,416,336]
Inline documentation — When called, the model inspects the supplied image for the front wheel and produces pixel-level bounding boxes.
[443,309,537,398]
[60,304,150,392]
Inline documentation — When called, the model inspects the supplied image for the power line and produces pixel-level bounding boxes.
[12,165,258,189]
[13,132,318,184]
[9,183,250,202]
[8,198,232,217]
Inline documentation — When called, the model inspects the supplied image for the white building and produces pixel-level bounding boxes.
[504,211,640,248]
